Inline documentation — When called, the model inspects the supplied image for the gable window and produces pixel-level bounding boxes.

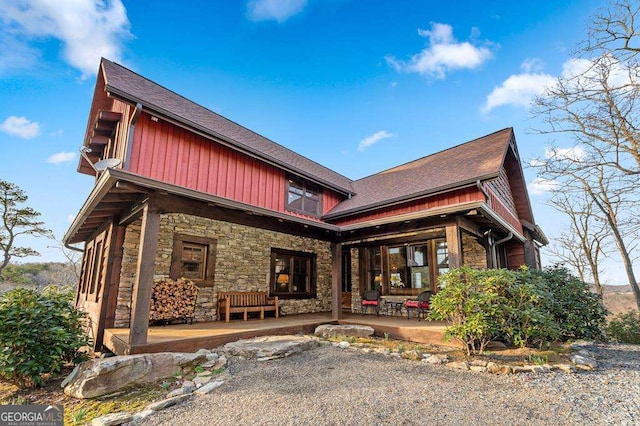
[286,177,321,216]
[270,248,316,299]
[170,234,217,287]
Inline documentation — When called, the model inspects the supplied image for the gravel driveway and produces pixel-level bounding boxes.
[141,343,639,425]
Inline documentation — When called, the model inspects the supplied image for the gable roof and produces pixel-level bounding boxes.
[100,59,354,195]
[324,128,514,218]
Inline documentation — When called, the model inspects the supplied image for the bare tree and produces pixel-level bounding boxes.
[547,190,609,295]
[0,180,53,278]
[532,1,640,310]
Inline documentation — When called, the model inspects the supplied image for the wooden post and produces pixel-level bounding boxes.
[445,224,462,268]
[331,242,343,321]
[129,203,160,347]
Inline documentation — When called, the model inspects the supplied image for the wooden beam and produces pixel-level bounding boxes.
[98,110,122,122]
[129,203,160,346]
[456,216,484,238]
[331,243,343,321]
[445,224,462,268]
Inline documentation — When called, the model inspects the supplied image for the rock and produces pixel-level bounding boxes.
[314,324,374,338]
[61,364,81,388]
[576,349,595,358]
[182,381,196,393]
[389,352,402,358]
[555,364,577,373]
[486,362,502,374]
[196,371,213,377]
[338,341,351,349]
[145,394,192,412]
[401,350,421,361]
[470,359,488,367]
[64,352,207,399]
[224,335,319,359]
[201,354,221,368]
[469,365,487,372]
[570,354,598,370]
[446,361,470,370]
[211,356,227,370]
[132,409,155,423]
[193,375,212,386]
[426,354,449,364]
[166,388,187,398]
[375,348,390,355]
[194,380,224,395]
[91,412,132,426]
[195,348,211,356]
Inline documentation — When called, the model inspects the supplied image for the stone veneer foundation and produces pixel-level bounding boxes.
[114,213,332,327]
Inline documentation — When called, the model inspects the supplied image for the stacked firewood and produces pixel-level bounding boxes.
[149,277,198,323]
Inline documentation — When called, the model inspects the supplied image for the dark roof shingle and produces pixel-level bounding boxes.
[101,59,354,194]
[324,128,513,218]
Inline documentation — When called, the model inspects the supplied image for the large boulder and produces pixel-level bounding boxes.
[64,352,207,399]
[314,324,374,338]
[223,335,318,359]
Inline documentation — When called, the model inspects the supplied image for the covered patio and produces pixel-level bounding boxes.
[103,312,450,355]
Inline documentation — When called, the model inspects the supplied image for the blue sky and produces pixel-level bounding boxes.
[0,0,625,282]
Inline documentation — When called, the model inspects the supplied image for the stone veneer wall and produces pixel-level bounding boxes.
[114,213,332,327]
[114,219,142,327]
[349,247,359,312]
[462,232,488,269]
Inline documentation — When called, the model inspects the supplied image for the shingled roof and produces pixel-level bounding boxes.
[100,59,354,194]
[324,128,514,218]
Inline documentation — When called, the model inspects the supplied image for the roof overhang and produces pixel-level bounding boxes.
[64,168,342,245]
[322,176,499,221]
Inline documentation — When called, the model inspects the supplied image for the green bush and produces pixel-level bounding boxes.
[531,266,607,341]
[0,286,90,387]
[429,267,510,355]
[429,265,607,355]
[498,268,560,348]
[607,311,640,344]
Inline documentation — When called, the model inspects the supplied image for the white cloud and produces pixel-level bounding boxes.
[386,22,494,79]
[0,0,131,78]
[67,214,77,224]
[529,177,559,195]
[247,0,307,23]
[0,115,40,139]
[46,151,77,164]
[358,130,394,152]
[482,72,556,113]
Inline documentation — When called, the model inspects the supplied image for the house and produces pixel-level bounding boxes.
[64,58,547,353]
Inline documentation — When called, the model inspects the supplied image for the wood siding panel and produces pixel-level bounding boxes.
[129,114,339,222]
[486,187,524,234]
[330,187,485,226]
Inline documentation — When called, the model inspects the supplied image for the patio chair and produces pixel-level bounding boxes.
[361,290,381,315]
[405,291,432,321]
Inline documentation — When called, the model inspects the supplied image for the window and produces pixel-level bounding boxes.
[286,177,321,216]
[170,234,217,287]
[435,240,449,275]
[270,249,316,299]
[361,238,448,296]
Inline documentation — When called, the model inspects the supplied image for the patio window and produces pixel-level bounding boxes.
[362,238,448,296]
[286,177,321,217]
[170,234,217,287]
[270,248,316,299]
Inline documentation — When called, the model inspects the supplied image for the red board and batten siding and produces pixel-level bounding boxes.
[129,113,342,220]
[330,186,486,226]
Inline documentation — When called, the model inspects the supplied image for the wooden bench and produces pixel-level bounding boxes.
[217,291,279,323]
